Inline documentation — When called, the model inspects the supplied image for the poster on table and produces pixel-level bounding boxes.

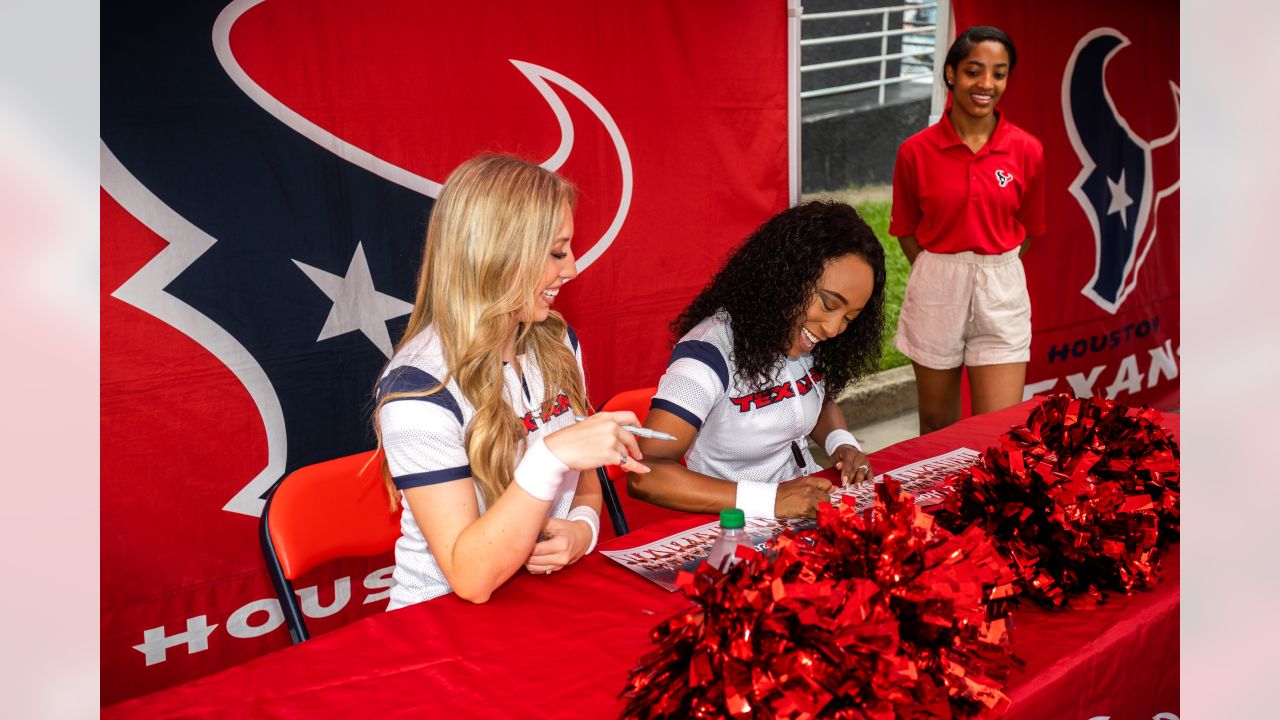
[101,0,792,703]
[948,0,1180,409]
[603,448,980,590]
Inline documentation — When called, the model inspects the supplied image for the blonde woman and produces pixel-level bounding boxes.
[374,155,648,608]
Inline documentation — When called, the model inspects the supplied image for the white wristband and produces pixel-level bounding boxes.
[566,505,600,555]
[824,428,861,457]
[513,437,571,502]
[735,480,778,518]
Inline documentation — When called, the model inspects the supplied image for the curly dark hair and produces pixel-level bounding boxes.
[672,201,886,395]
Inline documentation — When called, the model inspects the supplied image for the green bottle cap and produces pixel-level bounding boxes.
[719,508,745,529]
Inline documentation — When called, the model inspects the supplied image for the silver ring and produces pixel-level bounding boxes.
[544,568,553,575]
[619,453,629,466]
[858,464,870,473]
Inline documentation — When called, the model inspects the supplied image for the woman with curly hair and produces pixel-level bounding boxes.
[628,201,886,519]
[374,155,649,608]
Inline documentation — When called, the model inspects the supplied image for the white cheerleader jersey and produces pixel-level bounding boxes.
[651,313,825,485]
[376,325,583,609]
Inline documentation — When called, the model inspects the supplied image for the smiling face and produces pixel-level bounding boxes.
[787,253,875,356]
[945,40,1010,122]
[525,202,577,324]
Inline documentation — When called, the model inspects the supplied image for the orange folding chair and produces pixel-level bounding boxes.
[594,386,690,540]
[259,450,401,643]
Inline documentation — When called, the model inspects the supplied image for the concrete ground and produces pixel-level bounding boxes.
[852,408,920,454]
[809,407,919,466]
[808,365,920,464]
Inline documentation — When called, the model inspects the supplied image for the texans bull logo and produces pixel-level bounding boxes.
[102,0,632,516]
[1062,28,1179,314]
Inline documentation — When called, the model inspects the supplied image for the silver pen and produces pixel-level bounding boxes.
[573,416,678,441]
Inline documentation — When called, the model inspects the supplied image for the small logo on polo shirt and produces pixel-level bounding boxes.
[994,169,1014,187]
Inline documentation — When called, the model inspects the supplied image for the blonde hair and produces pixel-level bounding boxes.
[375,154,587,508]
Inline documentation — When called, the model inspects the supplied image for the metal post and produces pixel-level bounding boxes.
[929,0,953,124]
[788,0,802,205]
[878,10,889,105]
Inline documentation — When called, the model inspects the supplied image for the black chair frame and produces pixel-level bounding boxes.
[258,479,311,644]
[597,466,630,536]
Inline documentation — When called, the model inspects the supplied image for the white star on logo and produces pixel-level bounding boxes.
[294,243,412,358]
[1106,170,1135,229]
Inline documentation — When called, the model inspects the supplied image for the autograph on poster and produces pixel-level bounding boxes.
[601,448,980,590]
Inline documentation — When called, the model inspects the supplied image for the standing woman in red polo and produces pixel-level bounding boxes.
[890,25,1045,433]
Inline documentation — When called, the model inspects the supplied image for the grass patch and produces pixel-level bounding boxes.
[851,200,911,371]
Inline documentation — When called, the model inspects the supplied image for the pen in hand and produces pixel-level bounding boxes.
[573,416,678,441]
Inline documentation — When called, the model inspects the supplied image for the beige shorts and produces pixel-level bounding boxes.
[894,248,1030,369]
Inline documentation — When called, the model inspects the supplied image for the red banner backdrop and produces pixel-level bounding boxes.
[952,0,1180,409]
[102,0,790,704]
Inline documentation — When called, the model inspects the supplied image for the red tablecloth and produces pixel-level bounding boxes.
[106,400,1180,719]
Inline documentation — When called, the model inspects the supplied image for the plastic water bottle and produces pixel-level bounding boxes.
[705,508,752,571]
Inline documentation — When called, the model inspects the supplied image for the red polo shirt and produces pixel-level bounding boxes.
[890,111,1046,254]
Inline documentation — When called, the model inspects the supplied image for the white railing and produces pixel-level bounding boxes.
[800,1,940,103]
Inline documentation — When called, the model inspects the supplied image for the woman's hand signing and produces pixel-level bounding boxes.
[774,475,834,518]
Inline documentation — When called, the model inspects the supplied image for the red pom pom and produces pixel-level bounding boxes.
[934,394,1180,608]
[620,394,1179,716]
[621,480,1019,719]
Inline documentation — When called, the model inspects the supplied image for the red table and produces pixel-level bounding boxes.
[106,401,1179,719]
